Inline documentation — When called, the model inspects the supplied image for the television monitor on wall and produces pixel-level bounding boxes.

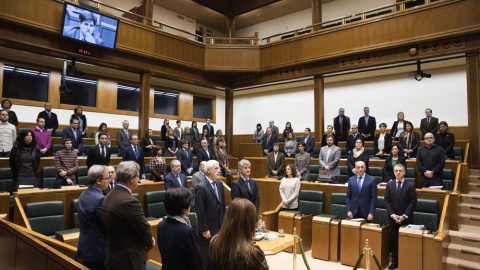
[61,3,119,49]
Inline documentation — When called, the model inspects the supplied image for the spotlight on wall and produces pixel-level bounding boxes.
[414,60,431,81]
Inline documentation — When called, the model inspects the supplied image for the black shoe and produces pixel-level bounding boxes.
[388,263,398,269]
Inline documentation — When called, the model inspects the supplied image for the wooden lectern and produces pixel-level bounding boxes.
[340,220,365,266]
[399,227,424,269]
[329,220,341,262]
[360,223,390,269]
[278,211,313,252]
[312,215,335,261]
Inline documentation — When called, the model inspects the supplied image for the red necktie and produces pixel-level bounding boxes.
[427,118,430,127]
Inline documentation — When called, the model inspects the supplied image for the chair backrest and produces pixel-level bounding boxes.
[309,165,321,182]
[42,166,57,189]
[369,167,383,184]
[443,169,454,191]
[144,164,151,179]
[132,193,141,202]
[453,147,463,161]
[312,148,320,158]
[71,199,80,228]
[152,135,161,141]
[365,148,374,157]
[329,193,348,219]
[144,191,167,218]
[91,131,98,139]
[0,168,13,193]
[414,199,439,231]
[298,190,324,216]
[54,129,63,137]
[52,144,63,154]
[340,148,348,159]
[82,145,95,156]
[187,212,197,231]
[77,166,88,185]
[277,137,285,143]
[296,136,304,142]
[109,145,119,154]
[25,201,65,236]
[338,166,349,184]
[372,196,389,225]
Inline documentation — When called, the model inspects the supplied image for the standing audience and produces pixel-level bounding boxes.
[87,132,111,168]
[420,108,439,139]
[173,120,183,139]
[231,159,260,212]
[213,129,226,148]
[122,134,145,179]
[116,120,132,155]
[346,161,377,221]
[177,139,194,176]
[164,160,189,190]
[161,119,171,141]
[1,99,18,126]
[95,123,111,147]
[62,117,84,155]
[435,121,455,160]
[390,112,407,141]
[181,126,195,151]
[31,117,51,157]
[333,108,350,141]
[71,106,87,137]
[192,161,206,187]
[261,127,275,156]
[140,129,156,157]
[347,138,370,178]
[253,123,264,143]
[191,121,200,142]
[416,133,445,187]
[384,145,407,182]
[374,123,392,158]
[37,102,58,135]
[267,143,285,178]
[10,130,40,190]
[150,147,166,182]
[282,122,293,141]
[319,135,341,183]
[54,138,78,186]
[279,164,301,211]
[214,138,230,176]
[203,119,215,144]
[268,120,279,139]
[284,132,297,158]
[346,125,360,153]
[321,125,338,147]
[398,122,420,159]
[358,106,376,141]
[165,128,179,157]
[302,127,315,157]
[197,139,214,164]
[294,142,311,181]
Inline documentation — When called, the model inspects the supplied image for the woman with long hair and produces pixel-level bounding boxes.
[95,122,111,147]
[70,106,87,137]
[191,121,200,142]
[214,138,230,176]
[209,198,269,270]
[284,132,297,158]
[141,129,157,157]
[435,121,455,160]
[383,144,407,181]
[279,164,300,211]
[390,112,407,141]
[398,121,420,159]
[1,99,18,126]
[199,128,210,146]
[10,130,41,190]
[347,138,370,177]
[161,119,171,141]
[150,147,166,182]
[253,123,264,143]
[165,128,178,157]
[294,142,310,181]
[282,122,293,141]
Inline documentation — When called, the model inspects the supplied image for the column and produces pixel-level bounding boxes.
[139,73,151,137]
[466,52,480,167]
[314,76,325,144]
[311,0,322,31]
[226,17,235,39]
[225,88,234,155]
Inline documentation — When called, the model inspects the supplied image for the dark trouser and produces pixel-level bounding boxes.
[389,220,401,265]
[198,234,211,270]
[353,207,367,220]
[84,260,106,270]
[0,151,10,157]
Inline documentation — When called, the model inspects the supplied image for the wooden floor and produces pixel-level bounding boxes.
[267,250,362,270]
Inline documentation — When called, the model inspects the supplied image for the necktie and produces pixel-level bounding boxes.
[274,153,277,163]
[353,134,356,138]
[74,129,77,140]
[176,175,182,186]
[101,146,104,158]
[134,146,138,159]
[397,181,403,194]
[184,148,188,158]
[205,148,209,158]
[268,135,271,141]
[365,116,369,125]
[125,130,129,138]
[47,112,51,119]
[212,182,219,199]
[339,116,343,125]
[427,117,430,127]
[357,176,362,192]
[246,179,251,191]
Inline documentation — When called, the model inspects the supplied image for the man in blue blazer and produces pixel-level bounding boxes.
[122,134,145,179]
[346,160,377,220]
[164,159,189,190]
[195,160,226,270]
[176,139,194,176]
[231,159,260,212]
[302,127,315,157]
[77,165,110,270]
[62,117,83,155]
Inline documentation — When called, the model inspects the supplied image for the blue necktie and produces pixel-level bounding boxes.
[365,116,369,125]
[357,176,362,192]
[397,181,403,194]
[176,175,182,186]
[212,182,219,199]
[134,146,138,159]
[246,179,251,191]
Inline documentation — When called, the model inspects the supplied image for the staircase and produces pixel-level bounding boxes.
[446,169,480,270]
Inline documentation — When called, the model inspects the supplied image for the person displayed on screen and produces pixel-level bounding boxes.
[64,10,103,45]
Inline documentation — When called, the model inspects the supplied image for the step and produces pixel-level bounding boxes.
[460,194,480,204]
[447,230,480,249]
[459,224,480,234]
[469,175,480,184]
[470,169,480,176]
[447,244,480,265]
[459,203,480,215]
[446,256,480,270]
[468,183,480,193]
[458,214,480,227]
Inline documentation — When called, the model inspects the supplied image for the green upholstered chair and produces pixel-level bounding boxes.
[312,148,320,158]
[0,168,13,193]
[340,148,348,159]
[52,144,63,154]
[365,148,374,158]
[91,131,98,139]
[71,199,80,229]
[76,166,88,185]
[109,145,119,154]
[338,166,349,184]
[145,164,151,180]
[298,190,324,216]
[372,196,389,225]
[413,199,439,232]
[132,193,141,202]
[309,165,321,182]
[144,191,167,219]
[42,166,57,189]
[329,193,348,220]
[54,129,63,137]
[277,137,285,143]
[405,168,417,186]
[152,135,161,141]
[369,167,384,184]
[453,147,463,162]
[82,145,95,156]
[25,201,65,237]
[443,169,454,191]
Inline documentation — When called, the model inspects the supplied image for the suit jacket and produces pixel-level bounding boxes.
[176,147,194,176]
[197,147,213,164]
[420,117,439,138]
[202,124,215,138]
[164,172,189,190]
[398,132,420,158]
[261,134,275,156]
[374,133,393,155]
[357,115,376,141]
[195,179,226,235]
[140,137,156,157]
[346,174,377,218]
[122,145,145,176]
[318,145,341,177]
[116,129,133,155]
[86,144,111,168]
[270,125,279,139]
[231,177,260,212]
[173,127,183,139]
[383,156,407,181]
[191,171,205,187]
[347,150,370,178]
[333,115,350,141]
[62,128,83,154]
[384,179,417,225]
[390,121,408,139]
[157,218,202,270]
[302,136,315,156]
[346,134,361,153]
[321,133,338,147]
[77,186,107,262]
[38,110,59,133]
[102,186,153,270]
[435,132,455,159]
[267,151,285,177]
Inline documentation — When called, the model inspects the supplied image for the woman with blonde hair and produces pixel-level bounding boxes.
[209,198,269,270]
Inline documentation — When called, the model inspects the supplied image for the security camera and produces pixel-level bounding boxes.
[414,60,432,81]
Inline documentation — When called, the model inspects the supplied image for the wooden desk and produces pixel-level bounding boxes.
[312,215,335,261]
[277,211,296,252]
[255,231,294,255]
[0,193,9,220]
[148,218,162,263]
[55,230,80,248]
[340,220,365,266]
[360,223,389,269]
[399,227,424,269]
[329,220,341,262]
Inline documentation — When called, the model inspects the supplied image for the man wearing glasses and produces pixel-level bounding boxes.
[416,133,445,187]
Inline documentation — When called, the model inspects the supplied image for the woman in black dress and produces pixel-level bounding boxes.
[141,129,157,157]
[383,145,407,182]
[10,130,41,191]
[435,121,455,160]
[398,121,420,159]
[161,119,171,141]
[347,138,369,178]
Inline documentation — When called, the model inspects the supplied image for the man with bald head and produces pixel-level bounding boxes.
[38,102,59,135]
[346,161,377,220]
[416,132,445,187]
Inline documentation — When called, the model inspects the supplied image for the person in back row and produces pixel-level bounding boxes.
[358,106,376,141]
[31,117,51,157]
[416,133,445,187]
[435,121,455,160]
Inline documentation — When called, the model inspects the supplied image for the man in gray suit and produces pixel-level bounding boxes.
[192,161,206,187]
[318,135,341,183]
[116,120,133,155]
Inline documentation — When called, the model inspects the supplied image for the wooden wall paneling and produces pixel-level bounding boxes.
[314,76,324,144]
[225,88,233,154]
[96,79,118,114]
[466,52,480,166]
[116,23,156,54]
[178,92,193,120]
[49,71,62,108]
[204,46,260,71]
[0,219,16,270]
[16,236,48,269]
[0,62,3,98]
[0,193,9,220]
[139,73,151,137]
[0,0,62,33]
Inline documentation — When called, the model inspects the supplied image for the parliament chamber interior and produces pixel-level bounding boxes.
[1,0,480,269]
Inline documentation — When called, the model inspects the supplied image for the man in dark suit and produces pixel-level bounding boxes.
[102,161,154,270]
[231,159,260,212]
[321,125,339,147]
[419,108,439,139]
[87,132,111,168]
[197,139,213,164]
[262,127,275,156]
[176,139,194,176]
[346,161,377,220]
[195,160,226,270]
[346,125,361,153]
[62,117,83,155]
[384,164,417,270]
[357,106,376,141]
[416,133,445,187]
[77,165,110,270]
[302,127,315,157]
[333,107,351,141]
[202,118,214,143]
[37,102,58,135]
[164,160,189,190]
[267,143,285,177]
[103,166,116,196]
[116,120,133,155]
[122,134,145,179]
